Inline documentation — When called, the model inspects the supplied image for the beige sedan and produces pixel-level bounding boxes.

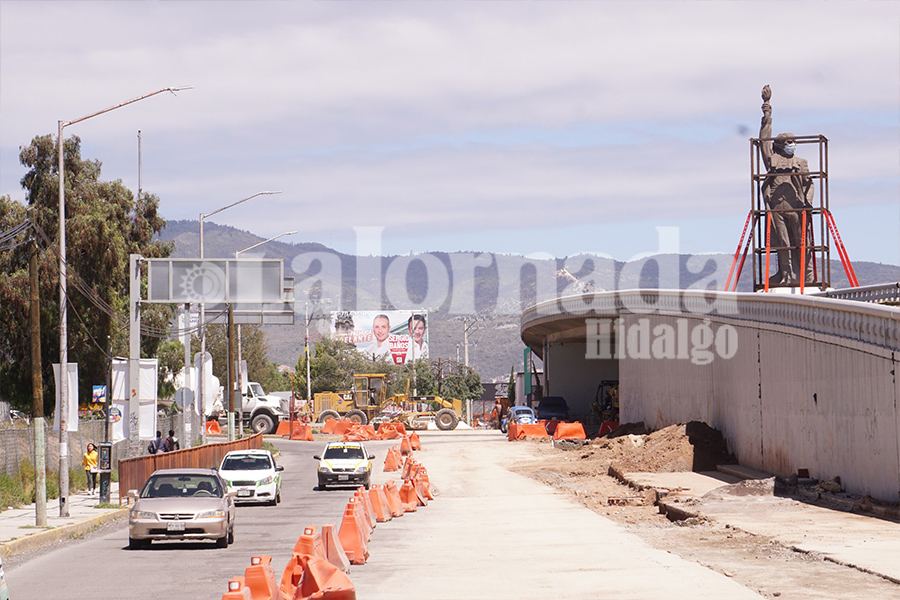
[127,468,236,550]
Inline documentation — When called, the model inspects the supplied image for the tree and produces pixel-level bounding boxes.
[507,366,516,405]
[440,363,482,401]
[0,134,172,413]
[155,340,184,400]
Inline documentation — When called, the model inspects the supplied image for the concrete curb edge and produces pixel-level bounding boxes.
[0,507,128,559]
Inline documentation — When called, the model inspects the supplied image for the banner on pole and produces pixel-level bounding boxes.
[52,363,79,432]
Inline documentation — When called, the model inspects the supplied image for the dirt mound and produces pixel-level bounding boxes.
[587,421,735,473]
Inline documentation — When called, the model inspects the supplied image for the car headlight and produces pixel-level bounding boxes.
[131,510,157,521]
[197,509,226,519]
[318,465,331,473]
[355,465,369,473]
[258,475,274,485]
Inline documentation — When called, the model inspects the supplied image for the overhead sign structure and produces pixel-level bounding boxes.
[145,258,284,304]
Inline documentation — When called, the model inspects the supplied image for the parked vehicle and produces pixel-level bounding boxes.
[314,441,375,490]
[536,396,569,421]
[0,555,8,600]
[500,405,537,433]
[207,381,285,434]
[218,449,283,505]
[127,468,236,549]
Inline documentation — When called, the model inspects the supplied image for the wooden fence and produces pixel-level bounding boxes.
[118,433,264,500]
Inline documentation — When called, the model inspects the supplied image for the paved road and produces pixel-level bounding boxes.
[5,437,395,600]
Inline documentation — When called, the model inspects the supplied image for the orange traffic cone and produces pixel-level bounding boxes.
[382,481,405,518]
[409,431,421,450]
[383,448,400,472]
[367,485,391,523]
[243,556,277,600]
[337,499,369,565]
[321,524,351,573]
[293,527,327,560]
[398,480,419,513]
[221,577,252,600]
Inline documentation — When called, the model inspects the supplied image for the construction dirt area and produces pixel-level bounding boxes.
[511,422,900,600]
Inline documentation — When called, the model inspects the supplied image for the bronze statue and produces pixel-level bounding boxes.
[759,84,814,286]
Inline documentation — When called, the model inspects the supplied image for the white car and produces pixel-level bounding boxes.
[218,449,283,505]
[314,441,375,490]
[0,555,8,600]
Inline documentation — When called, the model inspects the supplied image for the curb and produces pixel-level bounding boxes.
[0,507,128,559]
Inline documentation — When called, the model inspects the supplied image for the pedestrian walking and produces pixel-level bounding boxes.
[82,442,98,494]
[148,430,164,454]
[163,429,180,452]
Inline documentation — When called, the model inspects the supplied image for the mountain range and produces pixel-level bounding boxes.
[160,220,900,381]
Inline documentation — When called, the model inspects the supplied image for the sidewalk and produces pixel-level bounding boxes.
[621,470,900,584]
[354,430,763,600]
[0,483,126,559]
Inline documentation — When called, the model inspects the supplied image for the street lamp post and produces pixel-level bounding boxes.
[56,86,187,517]
[235,230,297,437]
[197,191,281,442]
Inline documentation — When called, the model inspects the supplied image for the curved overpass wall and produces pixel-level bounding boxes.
[522,291,900,502]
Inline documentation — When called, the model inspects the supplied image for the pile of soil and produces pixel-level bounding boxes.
[590,421,735,473]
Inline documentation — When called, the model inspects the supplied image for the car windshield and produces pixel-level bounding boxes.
[540,397,566,409]
[221,455,272,471]
[142,474,223,498]
[250,383,265,397]
[323,446,365,460]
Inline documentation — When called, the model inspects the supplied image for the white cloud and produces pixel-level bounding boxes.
[0,1,897,259]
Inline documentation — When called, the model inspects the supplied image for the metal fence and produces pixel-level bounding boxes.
[117,433,263,500]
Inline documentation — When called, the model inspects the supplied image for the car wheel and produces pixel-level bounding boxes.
[128,537,146,550]
[276,491,281,504]
[216,533,229,548]
[500,422,508,434]
[364,479,371,490]
[435,408,459,431]
[227,527,235,545]
[251,413,276,434]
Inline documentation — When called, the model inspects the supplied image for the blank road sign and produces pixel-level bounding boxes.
[146,258,284,303]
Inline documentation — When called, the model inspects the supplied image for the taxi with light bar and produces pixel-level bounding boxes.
[314,441,375,490]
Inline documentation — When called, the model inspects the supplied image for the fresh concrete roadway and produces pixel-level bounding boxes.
[8,431,765,600]
[5,437,394,600]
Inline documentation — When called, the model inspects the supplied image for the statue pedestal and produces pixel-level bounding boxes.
[758,286,830,296]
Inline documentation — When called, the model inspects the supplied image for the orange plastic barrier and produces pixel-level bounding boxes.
[382,481,405,518]
[399,435,412,456]
[544,419,560,436]
[401,456,416,480]
[367,485,391,523]
[322,418,338,435]
[288,423,314,441]
[206,420,223,435]
[517,423,550,440]
[376,422,401,440]
[284,554,357,600]
[398,480,419,513]
[275,420,291,436]
[383,447,400,472]
[506,422,518,442]
[222,576,252,600]
[408,432,421,451]
[353,488,376,535]
[331,420,353,436]
[553,421,587,441]
[415,467,435,501]
[243,555,277,600]
[321,524,350,573]
[292,527,327,560]
[338,499,369,565]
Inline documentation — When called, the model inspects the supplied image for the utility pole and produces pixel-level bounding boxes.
[30,241,47,527]
[227,304,236,441]
[463,319,469,368]
[305,301,311,405]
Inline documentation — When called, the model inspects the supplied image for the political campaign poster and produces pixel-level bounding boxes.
[330,310,429,365]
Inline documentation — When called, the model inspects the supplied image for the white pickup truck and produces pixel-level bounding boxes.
[208,381,285,434]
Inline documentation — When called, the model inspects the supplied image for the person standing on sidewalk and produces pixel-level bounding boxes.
[82,443,98,495]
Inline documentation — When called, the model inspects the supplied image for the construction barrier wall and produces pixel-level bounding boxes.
[118,433,263,500]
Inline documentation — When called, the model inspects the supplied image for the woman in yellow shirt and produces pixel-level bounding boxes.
[82,442,98,495]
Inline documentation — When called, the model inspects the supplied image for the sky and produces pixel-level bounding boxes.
[1,1,898,264]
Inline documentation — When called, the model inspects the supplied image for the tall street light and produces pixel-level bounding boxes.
[197,191,281,442]
[56,86,188,517]
[235,230,297,437]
